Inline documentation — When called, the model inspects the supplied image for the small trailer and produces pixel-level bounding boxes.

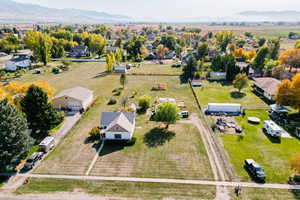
[264,120,283,137]
[206,103,241,115]
[39,136,55,152]
[209,72,227,81]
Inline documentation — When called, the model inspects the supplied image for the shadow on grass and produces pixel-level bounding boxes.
[93,72,109,79]
[230,91,246,99]
[84,136,98,144]
[291,189,300,200]
[262,129,281,144]
[143,127,176,148]
[99,142,124,157]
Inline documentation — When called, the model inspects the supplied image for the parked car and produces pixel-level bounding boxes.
[0,52,8,57]
[179,111,189,118]
[23,152,44,171]
[244,159,266,182]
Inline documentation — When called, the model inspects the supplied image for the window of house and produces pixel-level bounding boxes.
[114,134,122,139]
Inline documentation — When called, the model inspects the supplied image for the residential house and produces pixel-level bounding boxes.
[70,45,90,58]
[147,33,156,41]
[253,77,281,101]
[5,54,31,72]
[100,112,136,140]
[106,46,118,54]
[52,87,94,112]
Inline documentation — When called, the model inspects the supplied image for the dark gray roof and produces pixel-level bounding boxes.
[101,112,135,127]
[10,54,30,62]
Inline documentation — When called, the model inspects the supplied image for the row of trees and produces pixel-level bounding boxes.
[0,84,63,171]
[24,30,107,65]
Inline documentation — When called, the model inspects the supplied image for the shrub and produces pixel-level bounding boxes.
[125,137,137,146]
[138,95,152,112]
[89,127,100,138]
[108,98,117,105]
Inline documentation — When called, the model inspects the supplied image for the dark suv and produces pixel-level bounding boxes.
[23,152,44,171]
[244,159,266,182]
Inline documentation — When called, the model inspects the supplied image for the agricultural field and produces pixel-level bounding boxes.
[15,178,216,200]
[194,80,269,109]
[29,62,213,180]
[222,110,300,183]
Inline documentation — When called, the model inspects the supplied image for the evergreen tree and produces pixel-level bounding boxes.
[0,99,33,172]
[253,46,269,73]
[21,86,64,140]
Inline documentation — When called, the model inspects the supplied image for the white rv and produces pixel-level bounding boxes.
[264,120,283,137]
[39,136,55,152]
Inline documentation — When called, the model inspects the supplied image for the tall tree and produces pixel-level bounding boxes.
[196,42,209,60]
[154,102,180,129]
[0,99,33,172]
[124,35,147,61]
[279,48,300,71]
[268,38,280,60]
[156,44,169,60]
[215,31,233,52]
[184,55,198,79]
[120,74,127,89]
[233,73,249,93]
[88,34,107,57]
[252,46,269,73]
[21,86,64,140]
[276,80,293,106]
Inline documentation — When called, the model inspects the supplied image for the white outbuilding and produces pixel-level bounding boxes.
[206,103,241,115]
[52,87,94,112]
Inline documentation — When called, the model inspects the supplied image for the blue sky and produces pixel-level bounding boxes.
[15,0,300,20]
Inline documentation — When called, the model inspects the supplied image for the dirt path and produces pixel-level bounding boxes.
[180,113,231,200]
[2,173,300,190]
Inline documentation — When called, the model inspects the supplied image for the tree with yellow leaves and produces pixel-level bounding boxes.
[156,44,169,60]
[279,48,300,72]
[291,73,300,113]
[234,48,244,58]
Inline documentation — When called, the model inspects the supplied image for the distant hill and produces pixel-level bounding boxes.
[0,0,132,23]
[236,11,300,22]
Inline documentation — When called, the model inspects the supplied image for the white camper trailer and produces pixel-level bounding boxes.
[39,136,55,152]
[264,120,283,137]
[206,103,241,115]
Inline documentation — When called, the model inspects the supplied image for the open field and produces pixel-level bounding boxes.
[129,63,181,75]
[222,110,300,184]
[15,178,216,200]
[194,81,268,109]
[27,62,213,180]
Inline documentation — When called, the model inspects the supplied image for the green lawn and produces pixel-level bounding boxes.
[15,178,216,200]
[222,110,300,183]
[230,187,300,200]
[129,63,181,75]
[195,81,268,109]
[28,62,212,180]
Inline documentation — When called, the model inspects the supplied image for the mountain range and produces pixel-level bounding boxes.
[0,0,132,23]
[0,0,300,23]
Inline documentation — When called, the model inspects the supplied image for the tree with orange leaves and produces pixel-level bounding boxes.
[234,48,244,58]
[276,79,293,106]
[276,73,300,113]
[290,154,300,174]
[279,48,300,71]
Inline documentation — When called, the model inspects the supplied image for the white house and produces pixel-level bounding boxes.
[5,54,31,72]
[100,112,136,140]
[52,87,94,112]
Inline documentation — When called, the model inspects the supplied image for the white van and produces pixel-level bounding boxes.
[264,120,283,137]
[39,136,55,152]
